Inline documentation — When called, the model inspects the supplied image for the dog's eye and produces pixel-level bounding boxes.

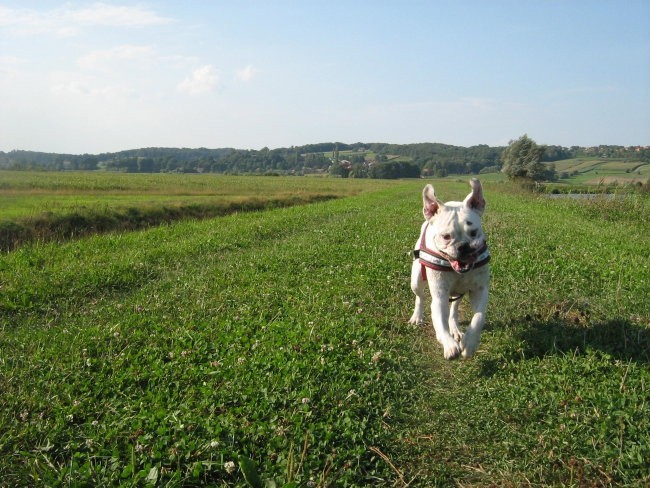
[441,234,451,241]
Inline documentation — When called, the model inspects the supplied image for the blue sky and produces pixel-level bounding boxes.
[1,1,648,154]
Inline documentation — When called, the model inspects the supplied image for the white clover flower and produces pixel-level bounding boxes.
[224,460,236,474]
[371,351,382,363]
[301,397,310,404]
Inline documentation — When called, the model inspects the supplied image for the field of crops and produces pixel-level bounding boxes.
[552,158,648,186]
[1,174,648,486]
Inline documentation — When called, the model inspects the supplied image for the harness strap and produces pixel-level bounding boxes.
[413,225,490,304]
[413,251,465,302]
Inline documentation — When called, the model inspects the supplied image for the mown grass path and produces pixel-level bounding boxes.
[0,179,648,486]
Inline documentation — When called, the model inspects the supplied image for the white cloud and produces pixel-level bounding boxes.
[64,2,172,27]
[50,71,135,99]
[177,65,220,95]
[0,3,171,37]
[236,64,257,82]
[78,45,154,71]
[0,55,25,70]
[0,55,26,86]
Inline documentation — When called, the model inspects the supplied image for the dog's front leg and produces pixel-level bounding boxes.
[430,293,461,359]
[461,286,489,358]
[409,259,426,325]
[448,300,463,342]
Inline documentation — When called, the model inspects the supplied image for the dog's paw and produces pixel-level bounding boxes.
[460,331,480,358]
[449,326,463,342]
[408,313,424,325]
[440,337,461,360]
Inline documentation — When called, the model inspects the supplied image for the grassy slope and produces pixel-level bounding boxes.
[0,179,648,486]
[552,158,649,185]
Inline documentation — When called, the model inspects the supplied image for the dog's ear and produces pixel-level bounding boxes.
[463,178,486,215]
[422,184,441,220]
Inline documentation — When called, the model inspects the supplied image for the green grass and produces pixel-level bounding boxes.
[0,172,396,251]
[0,177,648,486]
[552,158,648,186]
[399,185,649,485]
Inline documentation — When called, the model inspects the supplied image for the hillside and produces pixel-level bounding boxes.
[553,157,649,185]
[1,143,648,184]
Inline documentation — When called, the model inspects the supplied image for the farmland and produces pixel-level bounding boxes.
[0,174,648,486]
[552,158,649,185]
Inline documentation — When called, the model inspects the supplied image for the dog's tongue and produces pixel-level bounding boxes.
[450,260,464,272]
[450,257,475,273]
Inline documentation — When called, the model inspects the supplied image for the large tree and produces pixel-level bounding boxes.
[501,134,553,181]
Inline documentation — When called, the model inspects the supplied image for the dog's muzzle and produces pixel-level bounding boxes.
[415,226,490,275]
[415,245,490,274]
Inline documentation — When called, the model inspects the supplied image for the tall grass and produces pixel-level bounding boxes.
[0,172,395,251]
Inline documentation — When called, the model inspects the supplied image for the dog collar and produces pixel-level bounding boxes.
[414,225,490,275]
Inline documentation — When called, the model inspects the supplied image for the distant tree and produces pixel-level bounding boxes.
[502,134,555,181]
[328,162,349,178]
[137,157,155,172]
[349,163,367,178]
[368,161,420,179]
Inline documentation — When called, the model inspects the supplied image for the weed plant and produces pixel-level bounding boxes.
[0,178,648,486]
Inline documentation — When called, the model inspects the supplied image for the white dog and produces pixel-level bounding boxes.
[409,178,490,359]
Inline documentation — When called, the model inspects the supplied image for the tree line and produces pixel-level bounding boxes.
[1,141,647,181]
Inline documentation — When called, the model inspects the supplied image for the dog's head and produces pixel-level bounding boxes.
[422,178,486,273]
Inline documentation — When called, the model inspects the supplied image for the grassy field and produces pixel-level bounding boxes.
[0,171,396,251]
[552,158,649,185]
[0,175,648,486]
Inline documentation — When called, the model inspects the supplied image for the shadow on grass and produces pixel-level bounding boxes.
[480,317,650,376]
[520,317,648,362]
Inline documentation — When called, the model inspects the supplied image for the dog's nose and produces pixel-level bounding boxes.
[458,243,472,256]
